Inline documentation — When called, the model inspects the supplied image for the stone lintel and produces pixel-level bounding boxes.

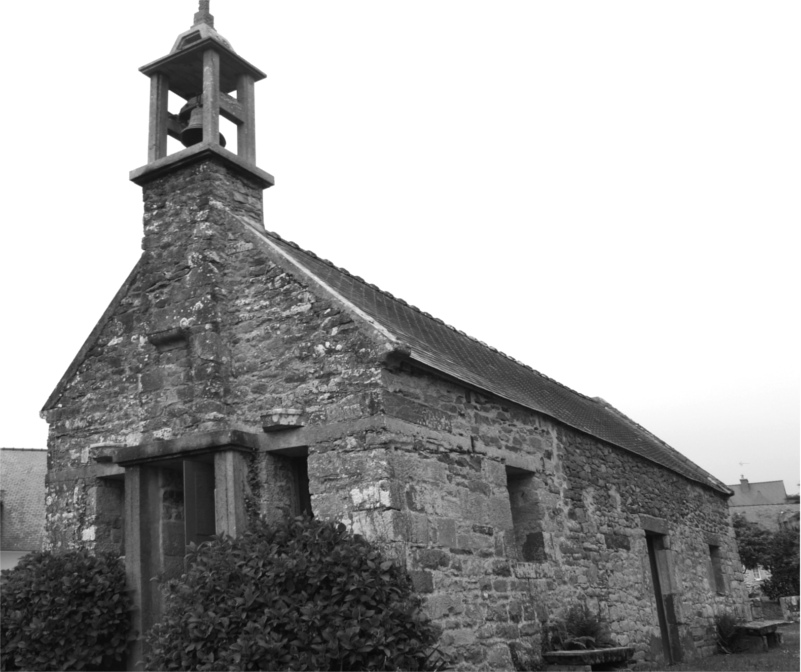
[46,462,124,484]
[640,514,669,535]
[129,142,274,189]
[260,415,467,454]
[114,429,260,466]
[705,533,722,547]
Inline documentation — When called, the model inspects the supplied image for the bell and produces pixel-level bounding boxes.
[179,105,227,148]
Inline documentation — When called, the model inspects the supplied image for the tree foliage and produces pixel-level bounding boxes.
[761,528,800,599]
[0,549,130,671]
[144,516,446,671]
[732,514,773,570]
[733,514,800,599]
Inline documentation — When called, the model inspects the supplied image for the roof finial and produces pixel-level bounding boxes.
[194,0,214,27]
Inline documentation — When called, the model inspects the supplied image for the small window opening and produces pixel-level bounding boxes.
[506,466,544,562]
[709,545,726,594]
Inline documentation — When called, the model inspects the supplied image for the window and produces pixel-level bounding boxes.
[505,466,545,562]
[262,448,313,520]
[708,545,726,594]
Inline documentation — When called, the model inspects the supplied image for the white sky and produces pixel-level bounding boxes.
[2,1,798,493]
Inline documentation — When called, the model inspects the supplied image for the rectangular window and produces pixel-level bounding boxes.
[505,466,545,562]
[709,545,726,594]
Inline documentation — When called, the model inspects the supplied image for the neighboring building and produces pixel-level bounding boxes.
[728,478,800,591]
[728,478,800,532]
[0,448,47,570]
[41,4,750,670]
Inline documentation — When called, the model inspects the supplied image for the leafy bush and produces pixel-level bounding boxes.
[761,528,800,599]
[732,514,773,570]
[0,549,130,671]
[733,515,800,599]
[714,611,742,654]
[145,516,445,671]
[545,603,615,652]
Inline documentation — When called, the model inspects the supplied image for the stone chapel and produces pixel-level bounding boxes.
[42,4,750,669]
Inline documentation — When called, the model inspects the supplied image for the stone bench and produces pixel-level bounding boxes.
[543,646,635,671]
[734,620,788,652]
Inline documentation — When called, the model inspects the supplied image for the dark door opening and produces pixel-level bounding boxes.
[646,532,674,664]
[289,455,312,517]
[184,460,216,546]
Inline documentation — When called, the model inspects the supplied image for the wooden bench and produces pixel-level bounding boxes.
[734,620,787,652]
[543,646,635,671]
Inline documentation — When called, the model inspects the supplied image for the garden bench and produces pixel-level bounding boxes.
[734,619,787,652]
[542,645,635,671]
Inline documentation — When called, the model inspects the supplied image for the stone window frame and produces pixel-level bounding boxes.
[707,543,727,595]
[505,465,546,563]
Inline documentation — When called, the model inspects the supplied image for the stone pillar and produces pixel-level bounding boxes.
[215,451,248,537]
[124,466,160,671]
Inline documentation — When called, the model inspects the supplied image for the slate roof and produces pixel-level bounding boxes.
[728,480,788,507]
[258,229,730,495]
[0,448,47,551]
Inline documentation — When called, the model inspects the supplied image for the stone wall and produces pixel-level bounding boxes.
[0,449,47,553]
[42,157,749,670]
[305,362,750,669]
[42,159,390,550]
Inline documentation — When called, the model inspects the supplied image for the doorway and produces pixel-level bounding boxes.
[645,531,681,664]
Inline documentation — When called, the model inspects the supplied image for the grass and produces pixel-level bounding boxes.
[668,623,799,671]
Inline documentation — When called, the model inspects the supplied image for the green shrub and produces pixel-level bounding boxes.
[545,603,615,652]
[761,528,800,600]
[145,516,446,671]
[714,611,742,654]
[0,549,130,671]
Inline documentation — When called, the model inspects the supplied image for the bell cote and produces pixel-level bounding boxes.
[130,1,274,189]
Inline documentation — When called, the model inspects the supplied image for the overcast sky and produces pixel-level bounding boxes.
[2,1,798,493]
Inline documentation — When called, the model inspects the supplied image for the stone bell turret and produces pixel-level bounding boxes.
[129,0,274,189]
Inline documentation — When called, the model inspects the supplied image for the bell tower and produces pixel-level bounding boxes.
[129,0,274,189]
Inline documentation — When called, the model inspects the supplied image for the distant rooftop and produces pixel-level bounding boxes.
[727,478,791,507]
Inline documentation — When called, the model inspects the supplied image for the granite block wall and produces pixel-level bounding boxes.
[42,158,749,670]
[303,363,751,669]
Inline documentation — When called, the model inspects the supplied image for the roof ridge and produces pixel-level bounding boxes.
[262,230,600,404]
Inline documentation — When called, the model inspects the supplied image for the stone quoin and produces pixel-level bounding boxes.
[42,3,750,669]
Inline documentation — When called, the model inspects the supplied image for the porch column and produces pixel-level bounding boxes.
[215,450,248,537]
[124,465,160,671]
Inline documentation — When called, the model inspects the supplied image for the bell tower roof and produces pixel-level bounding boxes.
[139,1,265,101]
[130,0,273,190]
[170,0,234,56]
